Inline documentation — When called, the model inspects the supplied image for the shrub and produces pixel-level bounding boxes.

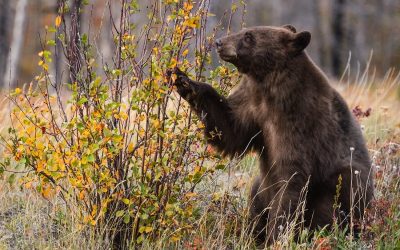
[0,0,239,247]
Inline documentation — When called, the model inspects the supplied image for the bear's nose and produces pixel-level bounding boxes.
[215,39,222,48]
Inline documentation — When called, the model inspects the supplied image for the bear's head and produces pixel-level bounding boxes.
[215,25,311,80]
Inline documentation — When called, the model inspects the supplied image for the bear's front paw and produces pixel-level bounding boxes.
[168,67,196,100]
[171,67,190,87]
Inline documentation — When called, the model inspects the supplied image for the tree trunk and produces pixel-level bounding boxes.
[55,1,63,87]
[312,0,328,71]
[0,0,10,88]
[331,0,346,78]
[67,0,83,84]
[4,0,28,88]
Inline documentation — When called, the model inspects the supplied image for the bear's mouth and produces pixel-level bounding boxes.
[217,51,237,62]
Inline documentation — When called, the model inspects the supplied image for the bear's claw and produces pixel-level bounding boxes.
[170,67,190,88]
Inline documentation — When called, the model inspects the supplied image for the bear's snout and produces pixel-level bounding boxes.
[215,37,237,62]
[215,39,223,49]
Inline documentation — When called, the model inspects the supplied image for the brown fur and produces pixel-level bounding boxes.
[171,25,373,244]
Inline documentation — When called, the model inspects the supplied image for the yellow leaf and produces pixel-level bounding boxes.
[91,205,98,217]
[24,181,33,189]
[119,112,128,120]
[152,119,160,129]
[15,88,22,94]
[169,58,177,68]
[81,157,87,165]
[42,185,54,199]
[26,126,35,134]
[171,74,177,82]
[83,215,96,226]
[152,47,159,55]
[185,192,197,199]
[212,192,222,201]
[90,219,96,226]
[37,161,45,172]
[137,147,144,156]
[193,165,201,174]
[198,122,205,129]
[55,15,62,27]
[139,225,153,234]
[139,114,146,122]
[182,49,189,57]
[128,143,134,153]
[79,190,85,200]
[170,235,181,242]
[183,17,199,29]
[138,128,145,137]
[183,2,194,11]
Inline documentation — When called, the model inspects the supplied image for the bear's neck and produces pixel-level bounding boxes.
[254,52,331,106]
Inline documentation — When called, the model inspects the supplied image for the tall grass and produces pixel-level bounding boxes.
[1,73,399,249]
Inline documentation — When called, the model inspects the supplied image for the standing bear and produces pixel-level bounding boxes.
[170,25,373,244]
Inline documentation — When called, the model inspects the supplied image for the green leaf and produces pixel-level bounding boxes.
[87,154,95,163]
[81,34,88,44]
[112,69,121,76]
[7,174,16,185]
[116,210,124,217]
[19,157,27,164]
[136,234,144,244]
[103,128,113,137]
[78,97,88,105]
[48,26,57,33]
[216,164,225,170]
[77,122,84,131]
[139,225,153,234]
[91,143,99,152]
[91,77,102,88]
[140,213,149,220]
[123,214,130,224]
[47,40,56,46]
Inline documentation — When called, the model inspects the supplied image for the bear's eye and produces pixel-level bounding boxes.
[244,32,253,43]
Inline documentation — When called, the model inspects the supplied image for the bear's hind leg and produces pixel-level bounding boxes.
[249,176,270,244]
[305,190,335,231]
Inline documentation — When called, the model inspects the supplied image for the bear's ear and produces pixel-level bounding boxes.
[282,24,296,33]
[290,31,311,53]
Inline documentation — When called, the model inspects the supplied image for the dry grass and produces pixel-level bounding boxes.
[0,73,399,249]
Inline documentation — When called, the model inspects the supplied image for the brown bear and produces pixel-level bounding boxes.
[171,25,374,244]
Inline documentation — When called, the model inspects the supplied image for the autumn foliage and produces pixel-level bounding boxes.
[0,0,237,247]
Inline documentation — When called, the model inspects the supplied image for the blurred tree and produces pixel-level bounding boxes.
[1,0,399,85]
[4,0,28,88]
[67,0,83,84]
[331,0,346,78]
[312,0,327,69]
[0,0,11,87]
[55,0,63,86]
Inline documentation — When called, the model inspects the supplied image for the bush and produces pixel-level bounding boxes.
[0,0,239,247]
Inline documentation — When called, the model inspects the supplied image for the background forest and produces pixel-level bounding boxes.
[0,0,399,87]
[0,0,399,249]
